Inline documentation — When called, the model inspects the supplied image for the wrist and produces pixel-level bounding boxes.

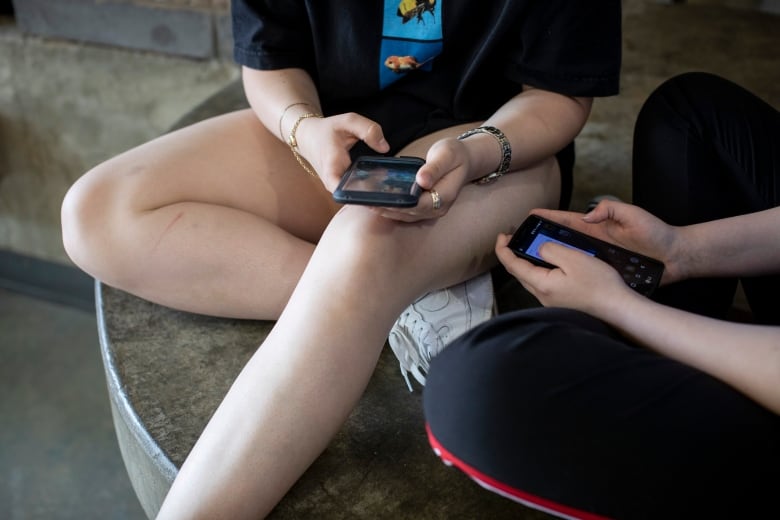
[590,285,645,324]
[457,126,512,185]
[665,226,694,284]
[288,112,323,177]
[460,133,502,182]
[278,101,319,140]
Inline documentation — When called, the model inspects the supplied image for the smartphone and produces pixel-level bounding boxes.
[333,156,424,207]
[507,214,665,296]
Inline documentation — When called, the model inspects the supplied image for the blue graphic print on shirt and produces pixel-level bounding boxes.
[379,0,443,89]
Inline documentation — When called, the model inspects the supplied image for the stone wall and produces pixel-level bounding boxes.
[0,12,239,267]
[12,0,232,59]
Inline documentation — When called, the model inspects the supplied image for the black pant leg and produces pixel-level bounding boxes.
[424,308,780,519]
[631,72,780,322]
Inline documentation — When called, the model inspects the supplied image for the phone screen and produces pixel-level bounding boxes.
[340,159,418,194]
[524,231,597,262]
[333,156,423,207]
[508,215,665,296]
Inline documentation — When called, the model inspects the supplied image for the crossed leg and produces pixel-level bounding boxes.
[62,109,337,319]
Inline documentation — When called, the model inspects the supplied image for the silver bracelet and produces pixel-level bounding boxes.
[457,125,512,185]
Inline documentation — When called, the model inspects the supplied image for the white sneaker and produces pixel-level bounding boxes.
[388,271,496,391]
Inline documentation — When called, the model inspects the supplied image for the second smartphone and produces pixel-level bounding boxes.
[507,214,665,296]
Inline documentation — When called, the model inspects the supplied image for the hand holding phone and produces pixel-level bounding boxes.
[333,156,424,207]
[508,214,665,296]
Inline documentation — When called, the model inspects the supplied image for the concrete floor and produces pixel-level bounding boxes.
[0,289,146,520]
[1,1,778,519]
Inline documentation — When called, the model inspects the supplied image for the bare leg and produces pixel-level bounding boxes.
[61,109,339,319]
[156,154,561,519]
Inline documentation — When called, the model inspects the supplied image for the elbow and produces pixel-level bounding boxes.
[571,96,594,128]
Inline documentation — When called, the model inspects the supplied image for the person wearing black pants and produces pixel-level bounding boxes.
[422,72,780,520]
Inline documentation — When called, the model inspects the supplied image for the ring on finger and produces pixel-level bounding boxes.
[430,189,442,210]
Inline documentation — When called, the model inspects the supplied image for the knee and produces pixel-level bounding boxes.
[423,308,611,445]
[647,71,726,103]
[321,206,414,272]
[421,318,549,484]
[423,314,549,434]
[637,71,733,133]
[657,70,725,91]
[61,164,124,278]
[61,172,95,270]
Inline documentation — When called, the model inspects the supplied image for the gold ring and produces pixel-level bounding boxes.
[430,189,441,210]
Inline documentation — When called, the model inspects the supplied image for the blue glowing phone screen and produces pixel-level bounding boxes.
[526,233,596,261]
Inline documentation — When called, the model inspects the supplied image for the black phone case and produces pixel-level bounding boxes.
[333,156,423,207]
[508,215,665,296]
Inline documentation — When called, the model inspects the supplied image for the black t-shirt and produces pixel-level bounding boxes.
[232,0,621,123]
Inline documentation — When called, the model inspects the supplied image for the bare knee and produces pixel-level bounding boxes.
[318,207,439,297]
[61,162,132,282]
[324,206,405,261]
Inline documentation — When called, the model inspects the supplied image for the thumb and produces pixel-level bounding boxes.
[538,241,590,269]
[362,121,390,153]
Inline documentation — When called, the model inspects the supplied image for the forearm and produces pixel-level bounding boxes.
[464,87,592,181]
[673,207,780,280]
[598,291,780,415]
[241,66,321,142]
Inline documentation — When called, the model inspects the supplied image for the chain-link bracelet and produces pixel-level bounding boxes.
[457,125,512,185]
[278,101,312,139]
[288,112,323,177]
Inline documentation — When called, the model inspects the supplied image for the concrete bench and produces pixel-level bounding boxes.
[96,80,544,519]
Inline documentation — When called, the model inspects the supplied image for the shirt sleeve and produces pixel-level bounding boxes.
[508,0,622,97]
[231,0,315,72]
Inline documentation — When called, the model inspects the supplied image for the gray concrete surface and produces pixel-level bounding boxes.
[0,288,146,520]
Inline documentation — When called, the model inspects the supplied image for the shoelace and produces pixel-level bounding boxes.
[388,306,442,391]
